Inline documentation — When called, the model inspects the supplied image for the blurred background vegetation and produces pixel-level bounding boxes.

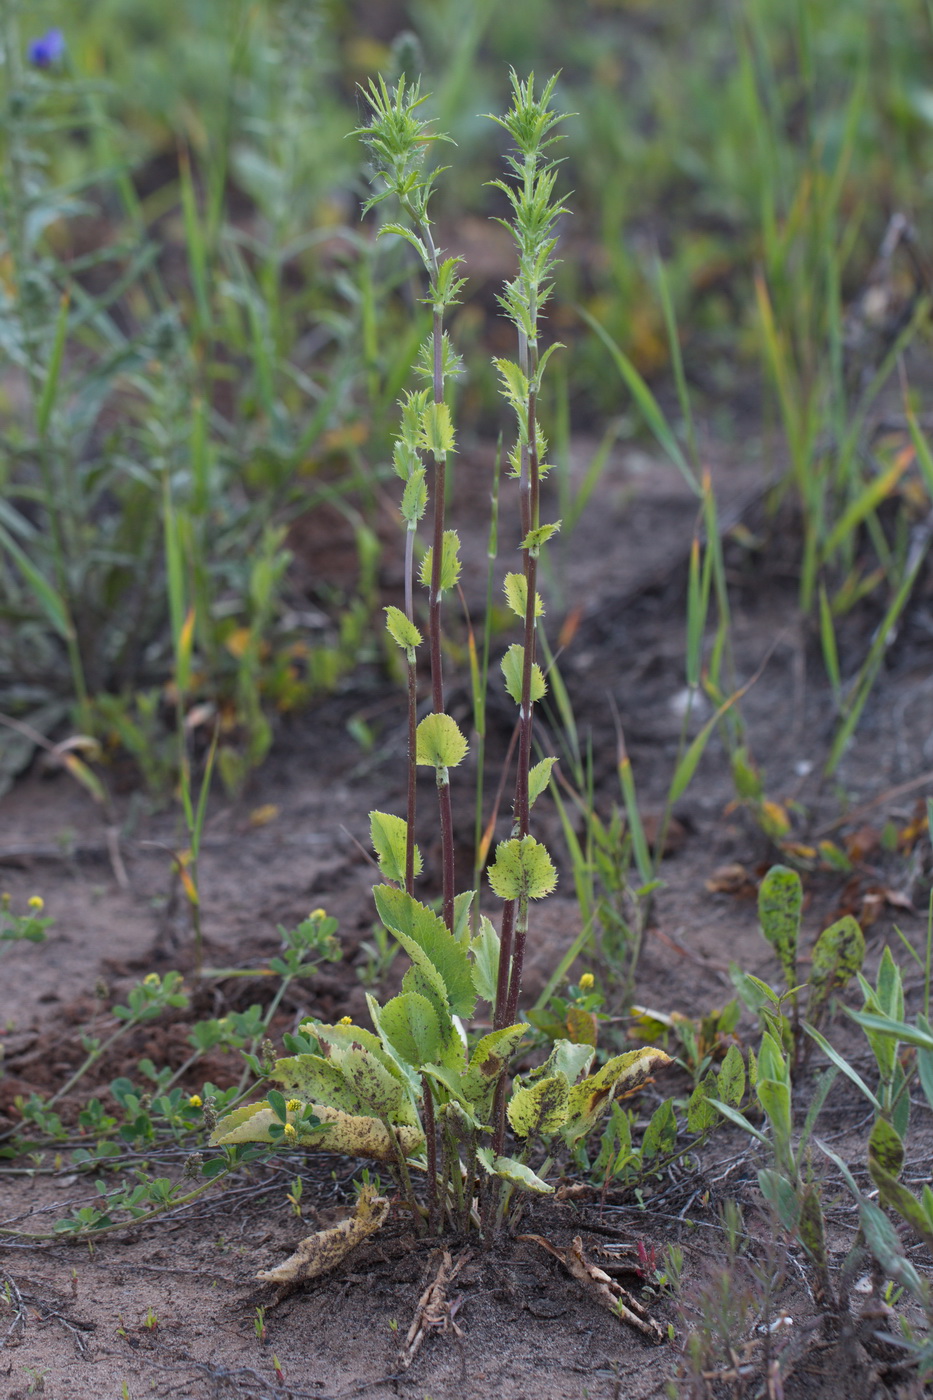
[3,0,933,796]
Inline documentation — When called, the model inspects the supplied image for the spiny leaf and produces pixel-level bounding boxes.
[384,606,422,652]
[500,644,546,705]
[487,835,557,901]
[370,810,423,886]
[419,401,456,458]
[519,521,561,554]
[503,571,544,619]
[419,529,461,593]
[415,712,469,768]
[528,756,557,808]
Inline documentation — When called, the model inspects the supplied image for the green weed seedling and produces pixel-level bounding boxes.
[730,863,865,1067]
[0,893,52,952]
[810,936,933,1266]
[710,1028,841,1308]
[209,74,670,1253]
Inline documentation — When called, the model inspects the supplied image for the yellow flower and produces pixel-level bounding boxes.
[579,972,595,991]
[286,1099,301,1113]
[283,1123,298,1142]
[310,907,327,920]
[338,1016,353,1026]
[188,1094,203,1108]
[27,895,44,912]
[144,973,161,987]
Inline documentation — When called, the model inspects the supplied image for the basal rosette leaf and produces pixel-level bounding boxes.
[210,1102,424,1162]
[460,1023,529,1112]
[507,1074,570,1138]
[377,991,445,1070]
[563,1047,671,1143]
[374,885,476,1017]
[476,1146,553,1194]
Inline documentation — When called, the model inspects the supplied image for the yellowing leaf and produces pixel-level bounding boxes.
[416,712,469,768]
[225,626,252,659]
[503,572,544,620]
[255,1183,389,1284]
[249,804,279,828]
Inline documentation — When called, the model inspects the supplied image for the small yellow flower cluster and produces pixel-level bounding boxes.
[578,972,595,991]
[310,907,327,920]
[28,895,45,912]
[338,1015,353,1026]
[286,1099,301,1112]
[188,1094,203,1108]
[143,973,161,987]
[283,1123,298,1143]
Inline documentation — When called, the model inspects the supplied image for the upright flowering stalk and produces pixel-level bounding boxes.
[355,78,466,931]
[487,73,568,1036]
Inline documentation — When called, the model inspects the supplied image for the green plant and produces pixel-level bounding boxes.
[0,892,52,952]
[208,74,670,1247]
[730,863,865,1065]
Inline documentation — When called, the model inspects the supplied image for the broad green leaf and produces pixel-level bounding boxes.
[868,1116,904,1179]
[641,1097,677,1160]
[487,835,557,901]
[876,945,904,1021]
[809,915,864,1024]
[756,1078,792,1170]
[716,1044,746,1107]
[452,890,474,947]
[503,572,544,620]
[500,644,546,705]
[370,810,422,885]
[461,1024,529,1112]
[537,1039,595,1085]
[469,916,500,1003]
[374,885,476,1016]
[384,606,422,651]
[378,992,443,1070]
[211,1102,423,1162]
[528,757,557,809]
[415,712,469,768]
[338,1046,409,1121]
[687,1078,719,1135]
[419,529,461,593]
[563,1047,671,1142]
[476,1146,554,1194]
[758,865,801,990]
[271,1054,368,1116]
[507,1074,570,1138]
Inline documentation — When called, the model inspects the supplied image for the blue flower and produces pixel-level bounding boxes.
[27,29,66,69]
